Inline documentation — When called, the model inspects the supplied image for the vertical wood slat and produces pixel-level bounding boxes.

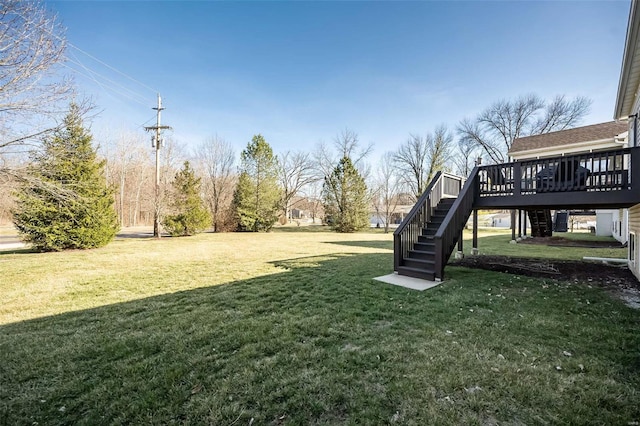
[477,148,634,198]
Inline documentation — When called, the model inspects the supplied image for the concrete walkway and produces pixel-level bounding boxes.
[373,273,443,291]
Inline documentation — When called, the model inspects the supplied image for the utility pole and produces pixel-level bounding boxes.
[145,94,172,238]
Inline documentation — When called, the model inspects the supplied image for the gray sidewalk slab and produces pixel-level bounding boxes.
[373,273,443,291]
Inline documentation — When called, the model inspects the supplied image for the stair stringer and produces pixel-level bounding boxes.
[432,168,480,280]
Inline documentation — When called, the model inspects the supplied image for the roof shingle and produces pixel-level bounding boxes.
[509,121,628,154]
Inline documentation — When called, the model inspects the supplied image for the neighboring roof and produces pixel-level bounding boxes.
[615,0,640,119]
[509,121,628,154]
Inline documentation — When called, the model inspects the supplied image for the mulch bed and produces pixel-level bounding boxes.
[517,236,626,249]
[451,255,637,289]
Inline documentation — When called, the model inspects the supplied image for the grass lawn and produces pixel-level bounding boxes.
[1,228,639,424]
[459,229,629,260]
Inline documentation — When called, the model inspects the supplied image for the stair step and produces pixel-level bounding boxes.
[397,266,436,281]
[414,241,435,250]
[403,257,435,269]
[417,235,435,244]
[428,216,446,224]
[438,198,456,204]
[407,249,435,260]
[422,228,437,236]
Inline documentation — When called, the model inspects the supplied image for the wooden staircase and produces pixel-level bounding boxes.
[394,147,640,282]
[527,209,553,237]
[394,171,474,282]
[396,198,456,281]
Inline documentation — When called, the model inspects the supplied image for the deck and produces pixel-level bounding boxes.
[474,147,640,209]
[393,146,640,281]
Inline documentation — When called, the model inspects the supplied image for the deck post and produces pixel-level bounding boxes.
[510,209,517,243]
[455,230,464,259]
[523,210,527,238]
[471,209,479,255]
[513,161,522,197]
[517,209,522,240]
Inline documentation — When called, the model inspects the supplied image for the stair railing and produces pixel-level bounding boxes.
[393,172,466,272]
[433,168,480,280]
[393,172,442,271]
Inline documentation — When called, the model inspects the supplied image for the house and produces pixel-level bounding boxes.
[509,121,628,239]
[487,212,512,228]
[392,2,640,282]
[614,0,640,281]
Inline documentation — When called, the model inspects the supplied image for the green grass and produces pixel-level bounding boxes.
[1,230,638,424]
[460,229,627,260]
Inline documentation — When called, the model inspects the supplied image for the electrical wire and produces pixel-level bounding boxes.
[14,10,159,107]
[66,51,152,107]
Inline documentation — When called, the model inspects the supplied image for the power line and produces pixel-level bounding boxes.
[16,10,158,96]
[65,41,158,95]
[65,52,152,107]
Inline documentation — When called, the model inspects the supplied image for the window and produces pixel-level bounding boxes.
[630,232,636,265]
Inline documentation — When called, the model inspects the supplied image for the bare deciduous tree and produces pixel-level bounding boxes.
[103,130,151,226]
[0,0,71,151]
[314,128,372,179]
[277,151,317,223]
[393,124,454,200]
[426,125,453,182]
[393,134,428,200]
[457,94,591,164]
[452,137,478,177]
[372,152,401,233]
[194,136,236,232]
[531,95,591,134]
[299,180,324,224]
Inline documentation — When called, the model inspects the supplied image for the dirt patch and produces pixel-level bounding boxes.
[451,254,640,309]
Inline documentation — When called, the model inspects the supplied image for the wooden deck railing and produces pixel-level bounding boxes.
[433,168,479,280]
[393,172,464,272]
[478,147,637,198]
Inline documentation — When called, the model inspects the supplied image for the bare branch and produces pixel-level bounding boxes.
[458,93,591,164]
[0,0,72,150]
[277,150,318,222]
[393,125,453,199]
[194,135,236,232]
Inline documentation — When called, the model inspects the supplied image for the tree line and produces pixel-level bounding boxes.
[0,0,592,250]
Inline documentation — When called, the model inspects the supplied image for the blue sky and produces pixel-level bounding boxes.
[49,0,630,159]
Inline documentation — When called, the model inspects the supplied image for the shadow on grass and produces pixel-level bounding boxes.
[0,251,402,424]
[0,247,36,255]
[324,240,393,250]
[271,225,332,233]
[1,251,639,425]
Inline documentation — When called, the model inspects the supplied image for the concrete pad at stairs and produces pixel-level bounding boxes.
[373,273,442,291]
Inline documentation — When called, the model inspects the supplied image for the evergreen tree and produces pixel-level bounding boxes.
[13,104,119,251]
[162,161,211,236]
[233,135,281,232]
[322,156,369,233]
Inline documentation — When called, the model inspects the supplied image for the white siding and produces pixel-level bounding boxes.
[630,204,640,281]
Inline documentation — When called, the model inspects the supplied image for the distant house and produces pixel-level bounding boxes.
[488,213,512,228]
[614,0,640,281]
[509,121,628,240]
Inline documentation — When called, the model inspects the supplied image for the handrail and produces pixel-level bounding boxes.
[433,167,480,280]
[393,171,466,273]
[393,171,442,271]
[394,171,442,236]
